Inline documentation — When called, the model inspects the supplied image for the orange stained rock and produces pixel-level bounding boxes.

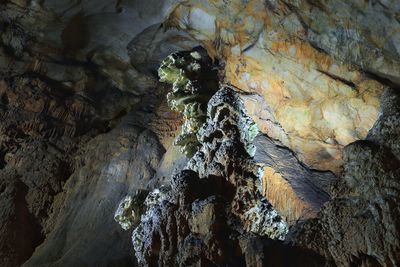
[224,44,383,174]
[165,0,384,174]
[261,167,315,224]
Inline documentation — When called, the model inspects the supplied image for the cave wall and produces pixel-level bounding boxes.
[165,0,397,174]
[0,0,399,266]
[1,1,187,265]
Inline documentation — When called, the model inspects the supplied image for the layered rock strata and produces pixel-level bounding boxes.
[253,135,336,223]
[0,0,399,266]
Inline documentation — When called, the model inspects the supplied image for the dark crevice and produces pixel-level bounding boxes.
[363,71,400,90]
[316,69,357,90]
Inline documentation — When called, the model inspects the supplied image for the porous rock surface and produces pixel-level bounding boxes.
[0,0,399,266]
[131,87,288,267]
[158,47,219,157]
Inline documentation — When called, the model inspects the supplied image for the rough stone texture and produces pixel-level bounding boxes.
[131,86,288,266]
[254,134,336,223]
[1,0,400,266]
[284,0,400,86]
[289,89,400,266]
[290,141,400,266]
[158,47,219,156]
[187,87,286,237]
[0,74,138,266]
[367,88,400,159]
[114,190,148,231]
[19,82,183,266]
[166,0,391,174]
[23,123,166,267]
[0,1,186,265]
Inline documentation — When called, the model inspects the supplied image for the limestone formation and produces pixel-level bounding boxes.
[0,0,399,266]
[114,190,148,231]
[187,87,286,238]
[166,0,389,174]
[288,89,400,266]
[290,140,400,266]
[253,135,336,223]
[131,86,288,266]
[0,75,139,266]
[158,47,219,157]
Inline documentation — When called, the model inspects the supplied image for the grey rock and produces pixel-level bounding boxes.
[289,117,400,266]
[254,134,336,216]
[131,85,288,266]
[23,125,165,267]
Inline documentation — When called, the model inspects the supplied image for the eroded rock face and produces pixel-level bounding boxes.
[1,0,400,266]
[0,1,186,265]
[114,190,148,231]
[291,141,400,266]
[23,124,166,267]
[127,42,400,265]
[187,87,286,237]
[158,47,219,156]
[165,0,391,174]
[289,89,400,266]
[0,75,138,266]
[253,135,336,223]
[130,86,288,266]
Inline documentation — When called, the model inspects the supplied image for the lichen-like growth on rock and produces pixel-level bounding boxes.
[131,86,288,266]
[131,186,170,252]
[158,47,219,157]
[188,87,287,238]
[114,190,148,230]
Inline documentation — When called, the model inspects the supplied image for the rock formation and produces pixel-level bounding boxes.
[166,0,388,174]
[0,0,399,266]
[158,47,219,157]
[289,88,400,266]
[130,86,288,267]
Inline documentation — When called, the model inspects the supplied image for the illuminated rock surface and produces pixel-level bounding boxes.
[131,86,288,266]
[0,0,399,266]
[164,0,393,174]
[158,47,219,157]
[288,89,400,266]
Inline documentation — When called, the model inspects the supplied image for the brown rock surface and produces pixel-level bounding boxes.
[289,89,400,266]
[0,0,399,266]
[24,123,166,267]
[0,1,186,265]
[261,167,311,224]
[254,134,336,224]
[166,0,392,174]
[0,75,137,266]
